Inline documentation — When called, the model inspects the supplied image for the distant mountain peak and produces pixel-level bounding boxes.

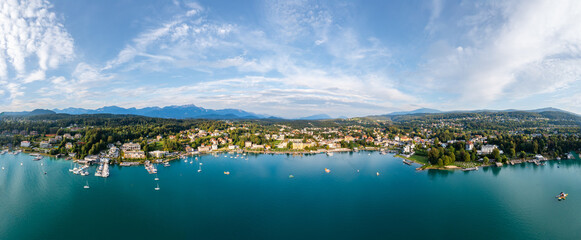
[52,104,269,120]
[386,108,442,116]
[299,114,332,120]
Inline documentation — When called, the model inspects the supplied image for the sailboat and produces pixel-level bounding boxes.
[84,181,90,189]
[154,174,159,181]
[155,183,160,191]
[197,165,202,172]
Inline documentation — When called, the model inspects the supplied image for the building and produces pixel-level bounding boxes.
[39,141,51,149]
[245,141,253,148]
[276,141,288,149]
[124,151,146,159]
[198,145,211,152]
[65,142,73,149]
[466,141,474,151]
[292,142,315,150]
[149,150,168,158]
[344,136,355,142]
[403,144,415,154]
[20,141,31,148]
[228,145,239,150]
[121,142,141,151]
[479,144,498,155]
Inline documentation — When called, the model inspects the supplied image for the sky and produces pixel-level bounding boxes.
[1,0,581,118]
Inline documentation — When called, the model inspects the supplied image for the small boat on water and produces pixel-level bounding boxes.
[224,171,230,175]
[324,168,331,173]
[376,172,380,176]
[557,192,568,200]
[289,174,295,178]
[84,181,90,189]
[155,183,160,191]
[164,162,170,167]
[197,165,202,172]
[33,156,42,161]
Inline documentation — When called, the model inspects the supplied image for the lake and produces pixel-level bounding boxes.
[1,152,580,240]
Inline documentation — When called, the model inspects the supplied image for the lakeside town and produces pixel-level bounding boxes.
[1,110,581,171]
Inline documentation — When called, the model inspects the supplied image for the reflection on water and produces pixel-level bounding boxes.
[427,169,452,179]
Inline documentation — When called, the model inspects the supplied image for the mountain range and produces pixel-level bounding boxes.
[0,105,576,120]
[382,107,576,116]
[51,105,271,119]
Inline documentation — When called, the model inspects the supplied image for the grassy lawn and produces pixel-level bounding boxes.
[408,154,430,165]
[396,154,429,165]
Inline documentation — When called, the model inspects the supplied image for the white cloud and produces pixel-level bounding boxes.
[419,0,581,106]
[0,0,74,80]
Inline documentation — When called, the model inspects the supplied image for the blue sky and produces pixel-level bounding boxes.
[1,0,581,118]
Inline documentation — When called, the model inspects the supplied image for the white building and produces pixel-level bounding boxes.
[479,144,498,155]
[39,141,51,149]
[465,142,474,151]
[124,151,146,159]
[403,144,415,154]
[121,142,141,151]
[20,141,31,148]
[149,150,168,158]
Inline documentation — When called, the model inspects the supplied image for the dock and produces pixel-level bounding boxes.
[462,167,479,171]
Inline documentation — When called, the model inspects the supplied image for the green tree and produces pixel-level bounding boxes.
[483,156,489,165]
[462,151,471,162]
[509,148,516,158]
[492,148,501,161]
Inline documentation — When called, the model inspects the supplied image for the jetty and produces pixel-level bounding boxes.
[462,167,478,171]
[145,161,157,174]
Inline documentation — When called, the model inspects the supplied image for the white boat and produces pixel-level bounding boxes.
[184,159,187,163]
[197,165,202,172]
[327,152,334,156]
[155,183,160,191]
[164,162,170,167]
[84,181,90,189]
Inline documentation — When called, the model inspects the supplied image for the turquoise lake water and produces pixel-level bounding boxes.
[1,152,581,240]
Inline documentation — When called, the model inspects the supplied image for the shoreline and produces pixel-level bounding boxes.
[10,148,572,171]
